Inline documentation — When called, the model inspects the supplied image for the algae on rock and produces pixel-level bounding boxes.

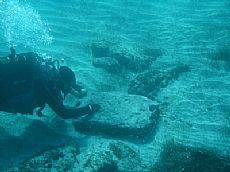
[151,142,230,172]
[91,41,162,73]
[128,64,190,99]
[17,144,80,172]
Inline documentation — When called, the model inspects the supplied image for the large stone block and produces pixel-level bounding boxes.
[14,144,80,172]
[76,140,147,172]
[92,56,120,73]
[73,92,159,143]
[0,113,70,170]
[128,64,190,99]
[152,142,230,172]
[91,41,161,73]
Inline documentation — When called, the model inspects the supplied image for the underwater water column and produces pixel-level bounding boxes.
[0,0,53,49]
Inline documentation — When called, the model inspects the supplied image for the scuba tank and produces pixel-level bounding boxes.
[0,47,15,64]
[0,56,10,64]
[2,47,61,70]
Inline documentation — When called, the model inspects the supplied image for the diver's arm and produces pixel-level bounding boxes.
[73,84,84,92]
[49,102,93,119]
[43,83,93,119]
[71,84,87,98]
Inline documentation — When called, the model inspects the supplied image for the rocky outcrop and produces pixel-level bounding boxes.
[12,140,148,172]
[75,140,148,172]
[91,42,162,73]
[152,142,230,172]
[210,46,230,62]
[73,92,159,143]
[0,113,70,170]
[128,64,190,99]
[10,144,80,172]
[92,56,121,73]
[209,46,230,71]
[108,142,146,171]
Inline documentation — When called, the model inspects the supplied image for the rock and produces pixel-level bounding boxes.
[96,163,118,172]
[91,42,159,73]
[142,48,163,60]
[91,42,110,58]
[111,52,153,72]
[0,114,70,170]
[152,142,230,172]
[109,142,147,171]
[75,139,148,172]
[128,64,190,99]
[82,149,117,172]
[73,92,159,143]
[14,144,80,172]
[210,46,230,62]
[92,57,120,73]
[209,46,230,71]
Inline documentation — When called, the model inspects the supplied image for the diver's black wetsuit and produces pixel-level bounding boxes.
[0,53,91,119]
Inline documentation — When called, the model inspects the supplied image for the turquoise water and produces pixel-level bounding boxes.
[0,0,230,171]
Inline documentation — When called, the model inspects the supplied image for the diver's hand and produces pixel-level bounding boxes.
[71,88,87,98]
[79,88,87,97]
[87,104,101,114]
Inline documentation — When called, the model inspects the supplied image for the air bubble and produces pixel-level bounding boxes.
[0,0,53,50]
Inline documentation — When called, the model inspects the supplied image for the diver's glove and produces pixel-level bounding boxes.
[87,103,101,114]
[79,88,87,97]
[71,88,87,98]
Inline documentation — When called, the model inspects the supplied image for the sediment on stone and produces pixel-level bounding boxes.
[151,142,230,172]
[73,92,159,143]
[0,117,71,171]
[75,140,148,172]
[10,144,80,172]
[128,64,190,99]
[91,41,162,73]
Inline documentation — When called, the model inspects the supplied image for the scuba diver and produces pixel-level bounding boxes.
[0,48,100,119]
